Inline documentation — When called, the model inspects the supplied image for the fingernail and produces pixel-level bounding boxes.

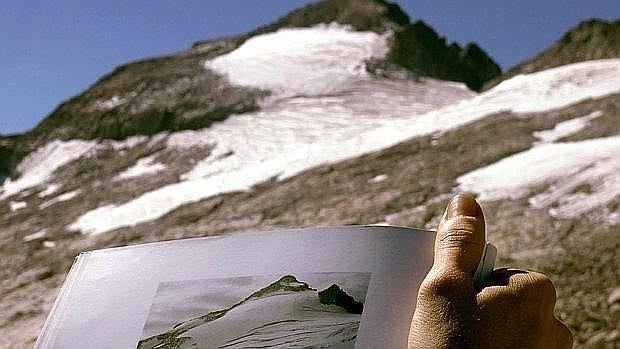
[445,193,481,219]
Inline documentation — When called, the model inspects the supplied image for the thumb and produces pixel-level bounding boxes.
[433,193,486,277]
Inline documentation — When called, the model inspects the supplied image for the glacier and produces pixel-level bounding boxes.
[69,58,620,235]
[1,22,618,235]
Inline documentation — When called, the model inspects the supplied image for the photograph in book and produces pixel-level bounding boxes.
[137,272,371,349]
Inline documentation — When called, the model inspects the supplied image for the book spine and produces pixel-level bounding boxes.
[34,252,90,348]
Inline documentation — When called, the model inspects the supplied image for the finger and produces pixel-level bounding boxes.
[478,270,557,313]
[433,193,486,275]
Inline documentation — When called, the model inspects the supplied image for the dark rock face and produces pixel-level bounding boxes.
[245,0,501,91]
[0,135,20,178]
[239,0,411,35]
[250,275,314,298]
[390,21,501,91]
[319,284,364,314]
[485,19,620,89]
[27,45,268,144]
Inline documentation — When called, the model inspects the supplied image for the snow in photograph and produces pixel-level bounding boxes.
[137,272,371,349]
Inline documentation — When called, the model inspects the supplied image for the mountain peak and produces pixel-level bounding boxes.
[485,18,620,89]
[559,19,619,46]
[9,0,500,160]
[249,275,315,299]
[390,20,501,90]
[318,284,364,314]
[254,0,410,34]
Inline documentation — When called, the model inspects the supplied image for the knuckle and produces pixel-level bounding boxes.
[438,227,482,248]
[488,272,558,311]
[498,285,530,308]
[526,273,557,304]
[420,269,470,298]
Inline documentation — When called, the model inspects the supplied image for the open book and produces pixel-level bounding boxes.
[36,226,437,348]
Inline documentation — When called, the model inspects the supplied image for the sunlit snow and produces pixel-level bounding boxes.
[205,23,390,97]
[9,201,27,212]
[369,174,388,183]
[95,95,126,110]
[0,140,97,199]
[69,78,473,235]
[69,59,620,235]
[0,136,150,200]
[481,60,620,114]
[533,110,603,144]
[1,21,616,236]
[37,183,61,198]
[113,155,166,181]
[23,229,48,242]
[458,136,620,220]
[109,135,147,150]
[39,190,81,209]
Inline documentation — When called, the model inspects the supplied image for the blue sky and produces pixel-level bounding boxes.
[1,1,618,135]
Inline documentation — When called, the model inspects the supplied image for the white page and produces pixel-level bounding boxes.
[37,226,435,348]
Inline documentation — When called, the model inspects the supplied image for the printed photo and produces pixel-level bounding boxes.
[137,272,371,348]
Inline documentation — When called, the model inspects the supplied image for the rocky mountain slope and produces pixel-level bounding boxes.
[0,1,618,348]
[485,19,620,89]
[0,0,499,178]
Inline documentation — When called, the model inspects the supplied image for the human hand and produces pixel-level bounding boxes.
[409,194,573,348]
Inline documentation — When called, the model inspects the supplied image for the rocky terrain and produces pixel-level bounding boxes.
[0,0,499,173]
[0,1,618,348]
[485,18,620,89]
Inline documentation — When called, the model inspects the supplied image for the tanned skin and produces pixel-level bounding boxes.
[409,194,573,348]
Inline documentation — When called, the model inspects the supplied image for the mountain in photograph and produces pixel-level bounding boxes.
[138,275,364,349]
[0,0,618,347]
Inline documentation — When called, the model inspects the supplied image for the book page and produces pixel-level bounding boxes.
[37,226,435,348]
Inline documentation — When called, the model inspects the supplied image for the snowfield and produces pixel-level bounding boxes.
[180,290,359,349]
[458,136,620,220]
[533,110,603,144]
[39,189,81,209]
[69,58,620,235]
[205,23,390,98]
[140,287,362,349]
[1,22,618,235]
[0,140,97,199]
[113,155,166,181]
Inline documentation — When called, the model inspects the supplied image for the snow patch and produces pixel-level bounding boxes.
[9,201,27,211]
[458,136,620,220]
[205,23,390,97]
[23,229,48,242]
[109,135,147,150]
[369,174,388,183]
[485,60,620,114]
[0,136,152,199]
[96,95,126,110]
[113,155,166,181]
[70,60,620,235]
[0,140,97,199]
[534,110,603,143]
[94,93,137,111]
[166,130,213,149]
[70,78,472,235]
[38,183,61,198]
[607,212,620,225]
[39,190,81,209]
